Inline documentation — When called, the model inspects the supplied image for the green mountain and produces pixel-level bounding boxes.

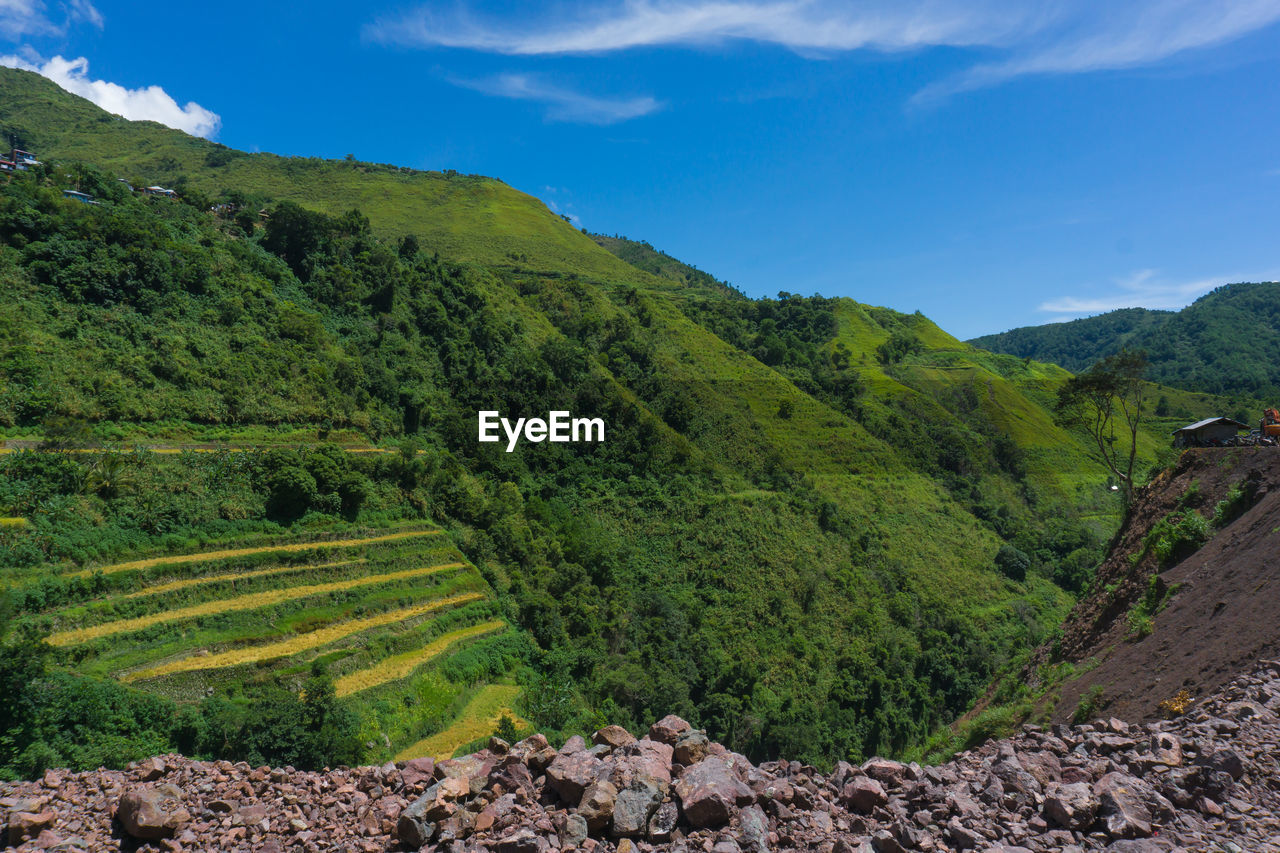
[0,66,1216,775]
[970,283,1280,403]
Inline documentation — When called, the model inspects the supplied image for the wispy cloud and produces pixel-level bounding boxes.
[914,1,1280,103]
[1038,268,1274,318]
[0,54,221,138]
[367,1,1280,100]
[0,0,102,39]
[367,1,1032,55]
[453,73,661,124]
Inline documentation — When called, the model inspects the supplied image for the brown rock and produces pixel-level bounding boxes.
[841,776,888,813]
[400,756,436,788]
[592,725,636,749]
[576,779,618,832]
[673,730,710,766]
[647,714,693,745]
[117,784,191,841]
[1096,774,1154,839]
[861,758,906,787]
[673,756,755,828]
[546,750,606,806]
[8,810,56,846]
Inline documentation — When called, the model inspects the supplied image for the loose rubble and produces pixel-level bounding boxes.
[5,662,1280,852]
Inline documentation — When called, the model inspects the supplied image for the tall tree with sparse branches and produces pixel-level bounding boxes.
[1055,348,1149,503]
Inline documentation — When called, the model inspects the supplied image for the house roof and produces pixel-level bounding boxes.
[1172,417,1248,435]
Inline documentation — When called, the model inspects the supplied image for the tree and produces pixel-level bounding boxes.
[1055,349,1149,503]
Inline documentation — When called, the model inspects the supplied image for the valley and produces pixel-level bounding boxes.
[0,61,1275,804]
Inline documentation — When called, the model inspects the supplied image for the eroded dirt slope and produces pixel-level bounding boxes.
[1039,447,1280,723]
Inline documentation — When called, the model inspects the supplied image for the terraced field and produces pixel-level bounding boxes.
[395,684,528,761]
[8,523,527,762]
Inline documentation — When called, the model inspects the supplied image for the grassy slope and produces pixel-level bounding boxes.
[0,67,683,294]
[4,65,1244,761]
[590,233,741,299]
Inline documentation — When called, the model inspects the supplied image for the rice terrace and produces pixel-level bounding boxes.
[4,519,523,762]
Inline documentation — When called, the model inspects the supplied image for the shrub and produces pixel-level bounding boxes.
[1072,685,1107,724]
[1212,479,1257,528]
[1140,510,1210,567]
[995,544,1031,582]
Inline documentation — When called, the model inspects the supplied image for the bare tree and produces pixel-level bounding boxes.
[1055,349,1149,503]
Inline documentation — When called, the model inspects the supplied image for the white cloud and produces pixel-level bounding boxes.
[0,0,101,38]
[367,1,1280,99]
[367,0,1033,55]
[453,73,661,124]
[1038,268,1275,318]
[544,195,585,227]
[914,0,1280,103]
[0,54,221,138]
[66,0,103,29]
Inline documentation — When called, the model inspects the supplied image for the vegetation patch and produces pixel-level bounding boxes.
[395,684,526,761]
[125,590,485,681]
[47,562,466,646]
[334,620,507,697]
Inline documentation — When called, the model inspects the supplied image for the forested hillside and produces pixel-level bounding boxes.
[0,66,1222,778]
[970,282,1280,402]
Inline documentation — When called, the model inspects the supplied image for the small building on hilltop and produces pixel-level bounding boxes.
[1172,417,1247,447]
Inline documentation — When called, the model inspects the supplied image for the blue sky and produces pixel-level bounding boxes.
[3,1,1279,338]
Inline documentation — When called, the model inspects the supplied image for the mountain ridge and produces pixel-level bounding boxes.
[970,282,1280,402]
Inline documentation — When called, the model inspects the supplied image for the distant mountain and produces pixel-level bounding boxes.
[970,283,1280,400]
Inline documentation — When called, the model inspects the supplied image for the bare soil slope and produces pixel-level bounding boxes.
[1042,447,1280,723]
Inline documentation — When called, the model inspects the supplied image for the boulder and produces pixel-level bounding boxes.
[576,779,618,832]
[400,756,436,788]
[610,778,664,837]
[647,715,693,745]
[1096,774,1153,839]
[673,756,755,828]
[738,803,770,853]
[7,810,55,847]
[1150,732,1183,767]
[861,758,907,788]
[117,784,191,841]
[556,812,589,848]
[1043,781,1099,830]
[398,775,469,847]
[546,750,606,806]
[841,776,889,813]
[593,725,636,749]
[647,800,679,842]
[494,827,549,853]
[673,730,711,766]
[611,739,674,790]
[1196,748,1245,781]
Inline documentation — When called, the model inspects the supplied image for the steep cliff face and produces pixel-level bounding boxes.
[1038,447,1280,723]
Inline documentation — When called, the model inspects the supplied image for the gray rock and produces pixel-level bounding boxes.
[739,803,770,853]
[611,778,664,837]
[1044,781,1099,830]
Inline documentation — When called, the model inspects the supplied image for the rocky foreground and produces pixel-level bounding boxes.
[5,663,1280,852]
